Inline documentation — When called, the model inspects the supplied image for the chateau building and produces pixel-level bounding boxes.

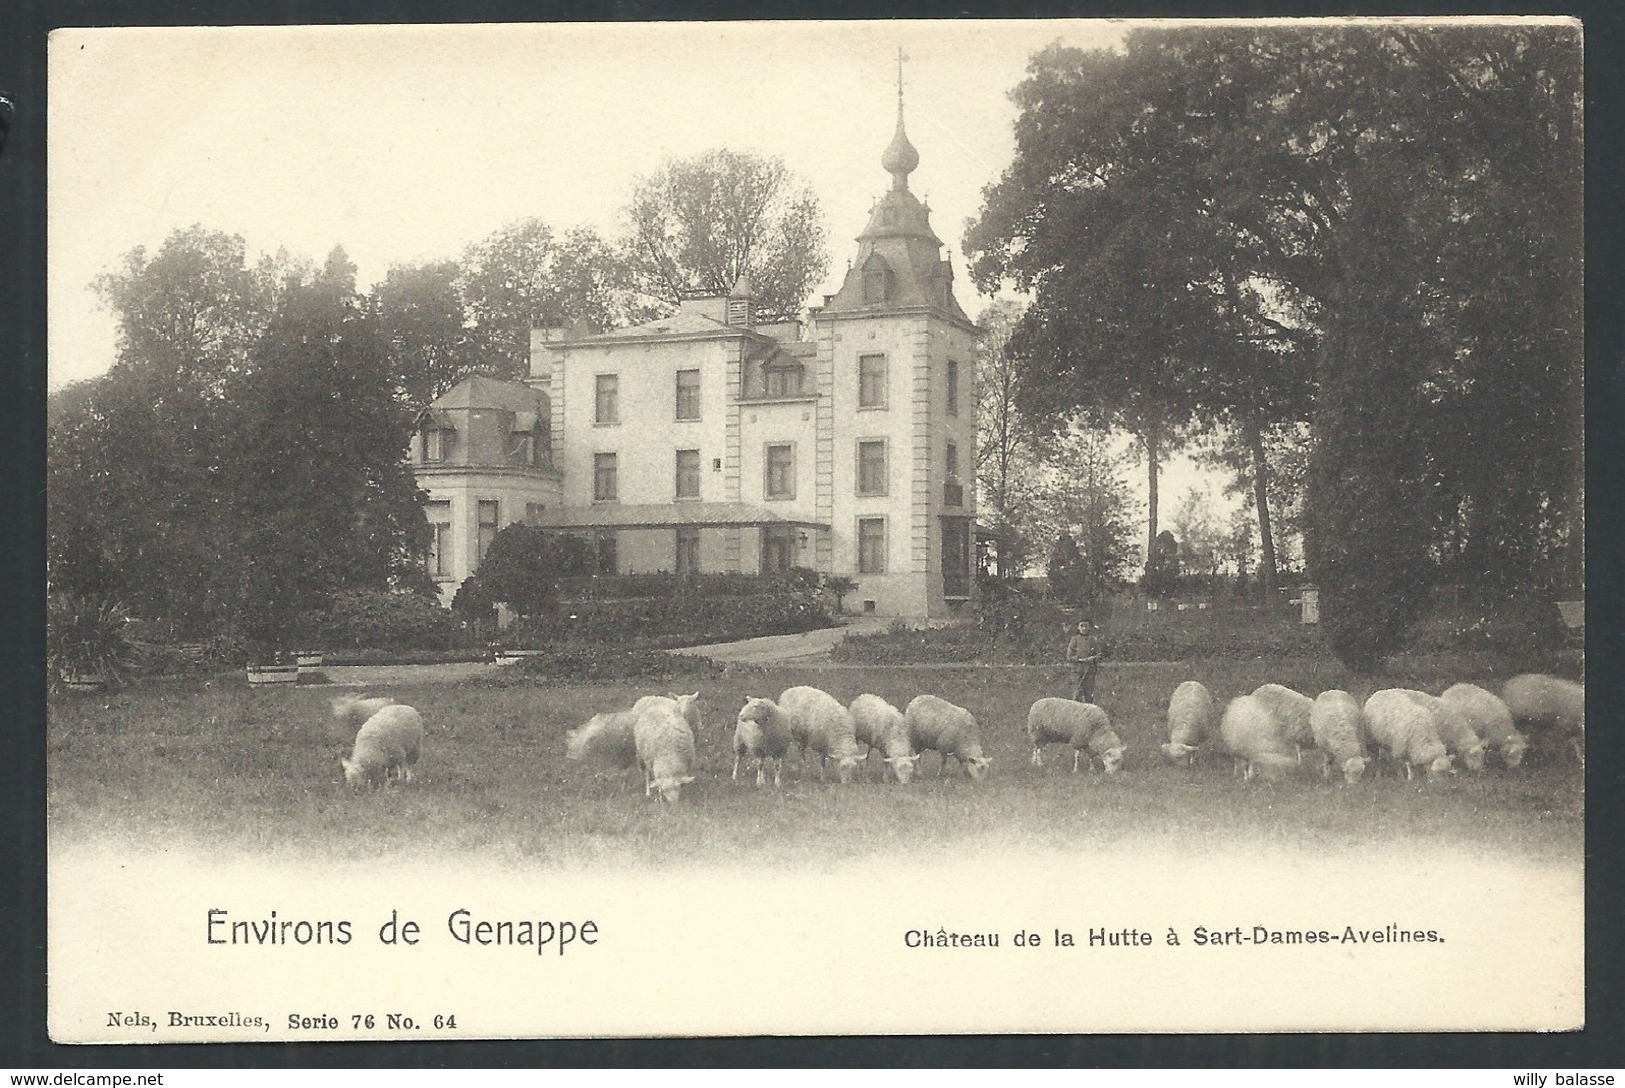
[412,95,978,617]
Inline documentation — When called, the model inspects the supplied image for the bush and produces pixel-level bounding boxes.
[497,579,832,649]
[304,589,465,652]
[47,594,148,691]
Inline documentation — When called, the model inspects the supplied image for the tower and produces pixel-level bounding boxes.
[809,65,980,617]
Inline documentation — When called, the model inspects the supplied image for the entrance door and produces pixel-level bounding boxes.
[941,517,971,598]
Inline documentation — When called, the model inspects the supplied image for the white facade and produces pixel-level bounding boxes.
[415,101,978,618]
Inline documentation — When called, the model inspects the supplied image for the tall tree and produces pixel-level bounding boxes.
[459,219,640,379]
[369,260,480,410]
[1030,425,1141,613]
[974,300,1043,577]
[622,149,828,321]
[227,248,428,644]
[968,24,1580,666]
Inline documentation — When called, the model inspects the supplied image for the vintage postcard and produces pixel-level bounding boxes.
[45,18,1584,1041]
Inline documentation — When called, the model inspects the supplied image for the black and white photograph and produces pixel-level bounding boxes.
[42,17,1585,1041]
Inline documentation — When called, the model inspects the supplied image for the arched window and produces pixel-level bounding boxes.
[862,254,895,304]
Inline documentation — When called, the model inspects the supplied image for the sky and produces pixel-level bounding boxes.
[48,19,1140,390]
[47,17,1272,545]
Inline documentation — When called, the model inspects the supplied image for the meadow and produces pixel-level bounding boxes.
[47,655,1584,870]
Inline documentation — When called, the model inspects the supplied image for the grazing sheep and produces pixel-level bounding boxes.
[1026,697,1124,774]
[1309,690,1369,785]
[904,694,991,780]
[1503,673,1585,765]
[1363,689,1455,781]
[341,703,424,788]
[564,709,641,770]
[1400,690,1487,772]
[1251,683,1315,759]
[1161,681,1217,764]
[1219,695,1298,782]
[734,696,795,787]
[634,702,696,802]
[634,692,704,738]
[1441,683,1529,768]
[849,694,917,784]
[331,693,395,732]
[778,685,864,784]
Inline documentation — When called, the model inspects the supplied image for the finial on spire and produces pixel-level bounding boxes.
[882,47,918,191]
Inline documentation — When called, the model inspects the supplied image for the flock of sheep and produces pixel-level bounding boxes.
[1182,673,1584,785]
[328,672,1583,801]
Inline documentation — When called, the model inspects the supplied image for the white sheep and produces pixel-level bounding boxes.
[341,703,424,788]
[849,693,917,784]
[778,685,864,784]
[1363,689,1455,781]
[1026,697,1124,774]
[634,692,703,738]
[634,701,697,802]
[1161,681,1217,764]
[1309,690,1368,785]
[331,693,395,732]
[1251,683,1315,759]
[564,709,641,770]
[1219,695,1298,782]
[1502,673,1585,765]
[1400,690,1487,772]
[1441,683,1529,768]
[904,694,991,780]
[734,696,795,787]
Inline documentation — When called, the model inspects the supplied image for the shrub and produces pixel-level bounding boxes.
[305,589,464,652]
[498,578,832,649]
[47,594,148,691]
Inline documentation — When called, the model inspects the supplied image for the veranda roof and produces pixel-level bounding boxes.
[528,502,827,531]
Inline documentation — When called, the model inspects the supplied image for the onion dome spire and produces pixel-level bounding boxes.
[882,48,918,191]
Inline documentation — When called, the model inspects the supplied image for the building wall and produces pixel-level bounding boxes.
[546,337,736,510]
[417,468,563,606]
[817,311,979,618]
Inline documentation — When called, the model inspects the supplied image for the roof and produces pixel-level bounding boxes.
[528,502,828,531]
[427,374,547,415]
[557,311,764,344]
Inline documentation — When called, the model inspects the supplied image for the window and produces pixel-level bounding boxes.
[944,442,963,507]
[675,449,701,499]
[857,440,888,497]
[763,362,802,398]
[858,518,886,574]
[762,525,796,574]
[862,255,895,304]
[422,427,446,463]
[595,532,618,576]
[477,500,500,564]
[675,369,701,420]
[595,374,619,424]
[593,453,618,502]
[858,353,887,409]
[765,444,795,500]
[676,528,701,576]
[946,359,961,416]
[426,500,452,578]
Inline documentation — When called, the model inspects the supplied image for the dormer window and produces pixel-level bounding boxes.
[763,361,803,398]
[420,423,454,463]
[862,254,895,304]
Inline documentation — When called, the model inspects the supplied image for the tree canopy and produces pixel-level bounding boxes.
[966,24,1581,665]
[623,149,828,321]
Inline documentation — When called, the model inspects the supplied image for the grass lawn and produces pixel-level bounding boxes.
[47,655,1583,871]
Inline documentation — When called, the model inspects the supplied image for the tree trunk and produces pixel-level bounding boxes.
[1246,418,1279,600]
[1144,423,1160,570]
